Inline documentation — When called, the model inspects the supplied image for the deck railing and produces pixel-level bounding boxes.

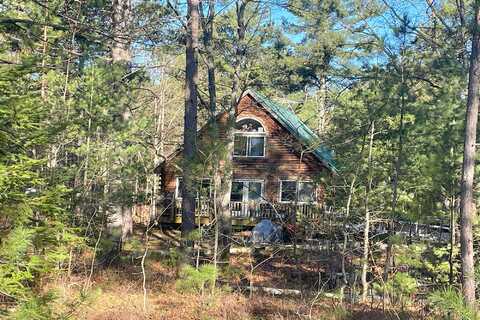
[160,199,451,241]
[169,198,323,222]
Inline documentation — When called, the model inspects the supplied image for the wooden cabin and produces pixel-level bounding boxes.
[157,89,336,226]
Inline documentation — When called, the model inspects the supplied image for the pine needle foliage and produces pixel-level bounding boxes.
[428,287,479,320]
[176,264,217,294]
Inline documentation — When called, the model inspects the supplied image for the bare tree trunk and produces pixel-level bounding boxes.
[152,88,166,223]
[460,2,480,306]
[456,0,468,67]
[200,0,221,274]
[200,0,217,117]
[384,44,407,281]
[340,174,356,303]
[457,0,466,27]
[340,134,368,303]
[40,21,48,100]
[213,166,219,287]
[361,121,375,303]
[215,0,248,266]
[181,0,200,238]
[449,196,456,285]
[216,119,234,264]
[111,0,132,63]
[121,205,133,245]
[317,75,327,135]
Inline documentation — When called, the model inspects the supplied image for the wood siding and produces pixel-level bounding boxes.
[161,93,328,204]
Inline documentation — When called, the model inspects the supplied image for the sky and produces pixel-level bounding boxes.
[136,0,432,80]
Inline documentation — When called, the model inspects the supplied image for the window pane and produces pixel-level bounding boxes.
[248,182,262,201]
[176,177,184,198]
[298,182,315,203]
[234,135,248,156]
[231,181,244,202]
[236,119,264,132]
[177,177,213,199]
[198,179,211,198]
[248,137,265,156]
[281,181,297,202]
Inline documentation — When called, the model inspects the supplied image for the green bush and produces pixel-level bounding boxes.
[176,264,217,294]
[428,287,479,320]
[220,264,246,283]
[8,294,56,320]
[164,247,183,268]
[373,272,417,309]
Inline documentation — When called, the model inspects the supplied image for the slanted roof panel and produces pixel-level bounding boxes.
[244,89,337,173]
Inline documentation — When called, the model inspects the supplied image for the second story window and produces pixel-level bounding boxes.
[234,118,266,157]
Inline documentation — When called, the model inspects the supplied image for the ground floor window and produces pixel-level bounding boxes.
[279,180,316,203]
[230,180,264,202]
[175,177,212,199]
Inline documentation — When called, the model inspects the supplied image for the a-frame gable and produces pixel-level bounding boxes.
[241,90,336,173]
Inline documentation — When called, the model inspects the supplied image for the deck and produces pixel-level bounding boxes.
[153,199,452,243]
[158,198,325,226]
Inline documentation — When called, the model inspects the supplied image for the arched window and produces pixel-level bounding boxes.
[234,118,266,157]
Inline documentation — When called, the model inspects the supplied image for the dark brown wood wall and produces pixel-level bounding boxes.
[162,94,327,203]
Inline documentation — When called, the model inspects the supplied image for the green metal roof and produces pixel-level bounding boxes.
[245,89,337,173]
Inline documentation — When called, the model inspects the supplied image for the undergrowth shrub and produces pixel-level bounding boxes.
[317,305,350,320]
[9,294,56,320]
[165,248,182,268]
[220,264,246,283]
[373,272,417,309]
[428,287,479,320]
[176,264,217,294]
[0,182,82,319]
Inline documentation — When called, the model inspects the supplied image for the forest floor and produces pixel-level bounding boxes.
[50,226,423,320]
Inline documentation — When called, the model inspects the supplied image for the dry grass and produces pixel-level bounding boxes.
[48,261,417,320]
[51,259,252,320]
[45,229,420,320]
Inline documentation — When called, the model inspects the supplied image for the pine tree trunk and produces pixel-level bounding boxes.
[200,0,222,270]
[200,0,217,117]
[460,2,480,306]
[181,0,200,238]
[216,149,234,263]
[111,0,132,63]
[109,0,133,252]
